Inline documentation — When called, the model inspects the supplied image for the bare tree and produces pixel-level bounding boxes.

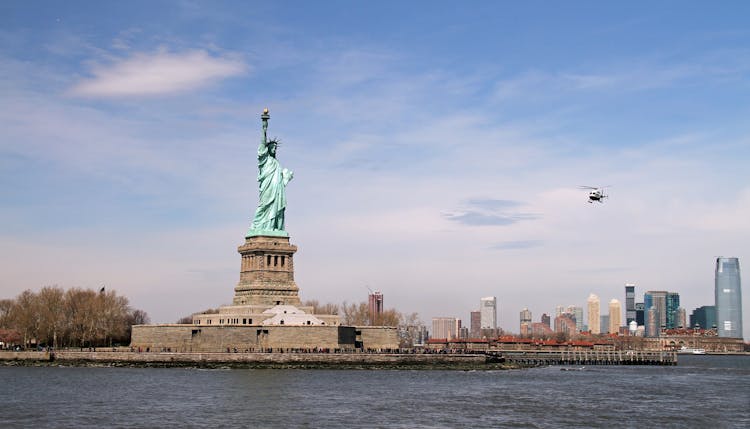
[129,309,150,325]
[341,301,369,325]
[2,287,148,348]
[37,286,65,347]
[12,290,40,348]
[397,312,422,347]
[175,315,194,324]
[99,291,130,346]
[377,309,400,327]
[64,288,99,347]
[0,299,13,328]
[302,300,339,315]
[123,309,150,344]
[302,299,319,311]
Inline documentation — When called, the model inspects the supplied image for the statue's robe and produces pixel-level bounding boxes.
[250,142,292,233]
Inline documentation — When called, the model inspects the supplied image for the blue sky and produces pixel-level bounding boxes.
[1,2,749,335]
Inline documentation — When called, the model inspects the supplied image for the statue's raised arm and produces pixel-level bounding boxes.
[246,108,293,238]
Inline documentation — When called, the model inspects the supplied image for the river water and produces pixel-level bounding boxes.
[1,355,747,428]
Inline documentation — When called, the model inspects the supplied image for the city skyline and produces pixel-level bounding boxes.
[443,278,735,337]
[1,3,748,335]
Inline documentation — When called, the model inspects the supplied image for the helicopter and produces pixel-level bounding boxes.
[579,186,609,203]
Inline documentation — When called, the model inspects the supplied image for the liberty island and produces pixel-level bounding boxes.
[127,109,400,354]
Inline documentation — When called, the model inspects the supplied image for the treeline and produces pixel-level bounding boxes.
[303,300,421,347]
[0,286,149,349]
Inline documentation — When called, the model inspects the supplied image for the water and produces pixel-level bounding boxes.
[1,355,748,428]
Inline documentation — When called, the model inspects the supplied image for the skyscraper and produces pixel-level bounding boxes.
[675,307,687,329]
[520,308,532,336]
[625,284,636,324]
[566,305,584,332]
[555,314,577,336]
[432,317,460,340]
[666,292,680,329]
[600,315,610,334]
[635,302,645,326]
[689,305,716,329]
[368,290,383,326]
[609,299,622,335]
[646,306,658,337]
[644,291,680,336]
[644,291,666,337]
[715,257,743,338]
[541,313,551,328]
[555,305,565,318]
[470,310,481,338]
[587,294,601,334]
[480,297,497,329]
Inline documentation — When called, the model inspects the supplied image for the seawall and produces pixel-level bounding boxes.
[0,350,512,370]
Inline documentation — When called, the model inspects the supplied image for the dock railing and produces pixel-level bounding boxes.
[498,349,677,366]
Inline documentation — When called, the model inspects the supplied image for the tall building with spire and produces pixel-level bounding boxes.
[715,257,743,338]
[587,294,600,334]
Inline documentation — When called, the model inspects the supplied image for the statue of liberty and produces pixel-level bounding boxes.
[247,108,294,237]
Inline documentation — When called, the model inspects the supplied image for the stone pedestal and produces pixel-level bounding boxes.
[233,235,301,306]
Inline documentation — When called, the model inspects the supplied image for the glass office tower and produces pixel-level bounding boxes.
[689,305,716,329]
[715,257,743,338]
[625,284,636,325]
[644,291,680,336]
[666,292,680,329]
[635,302,645,326]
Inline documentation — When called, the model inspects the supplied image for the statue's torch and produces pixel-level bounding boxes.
[261,107,270,140]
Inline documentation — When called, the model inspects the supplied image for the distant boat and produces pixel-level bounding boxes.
[677,347,706,355]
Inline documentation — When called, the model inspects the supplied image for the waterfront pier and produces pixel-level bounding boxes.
[497,349,677,366]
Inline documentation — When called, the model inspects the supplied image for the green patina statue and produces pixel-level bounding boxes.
[246,108,294,237]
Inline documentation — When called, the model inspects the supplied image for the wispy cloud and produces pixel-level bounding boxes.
[69,49,247,97]
[491,240,543,250]
[443,199,541,226]
[492,50,750,103]
[467,199,523,211]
